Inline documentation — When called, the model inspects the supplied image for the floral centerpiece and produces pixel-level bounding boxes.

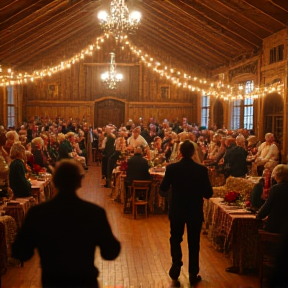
[224,191,241,205]
[119,160,128,172]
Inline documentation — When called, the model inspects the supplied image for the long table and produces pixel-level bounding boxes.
[0,215,18,280]
[204,197,262,274]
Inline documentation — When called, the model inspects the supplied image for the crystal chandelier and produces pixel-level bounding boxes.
[98,0,141,39]
[101,52,123,89]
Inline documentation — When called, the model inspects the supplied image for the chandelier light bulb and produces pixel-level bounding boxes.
[98,0,141,39]
[100,52,123,89]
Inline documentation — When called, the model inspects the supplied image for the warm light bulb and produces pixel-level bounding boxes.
[130,11,141,22]
[98,11,108,21]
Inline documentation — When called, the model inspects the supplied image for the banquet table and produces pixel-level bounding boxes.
[0,215,18,279]
[204,197,262,274]
[31,177,53,204]
[148,167,167,214]
[3,197,36,229]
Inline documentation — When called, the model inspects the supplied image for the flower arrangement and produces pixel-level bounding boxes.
[224,191,240,203]
[32,164,46,175]
[119,160,128,172]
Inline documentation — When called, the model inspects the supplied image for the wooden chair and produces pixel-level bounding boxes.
[258,229,281,288]
[129,180,152,219]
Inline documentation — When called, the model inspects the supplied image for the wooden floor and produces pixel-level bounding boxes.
[2,163,259,288]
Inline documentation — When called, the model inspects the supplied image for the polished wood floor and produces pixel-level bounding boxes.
[2,163,259,288]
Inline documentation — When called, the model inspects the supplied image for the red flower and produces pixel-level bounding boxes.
[120,160,128,171]
[32,164,41,174]
[224,191,239,203]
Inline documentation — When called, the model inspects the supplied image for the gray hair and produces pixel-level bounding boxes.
[272,164,288,182]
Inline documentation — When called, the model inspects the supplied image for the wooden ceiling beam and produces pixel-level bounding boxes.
[165,0,262,48]
[271,0,288,11]
[134,23,225,70]
[138,4,234,61]
[3,16,98,67]
[0,0,60,30]
[241,0,288,25]
[196,0,276,36]
[0,0,98,47]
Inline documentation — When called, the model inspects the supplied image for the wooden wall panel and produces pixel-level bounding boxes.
[25,101,94,126]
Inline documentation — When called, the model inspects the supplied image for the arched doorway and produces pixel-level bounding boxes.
[95,99,125,128]
[213,99,224,129]
[263,92,283,145]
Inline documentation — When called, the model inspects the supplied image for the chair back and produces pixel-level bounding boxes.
[258,229,281,288]
[131,180,151,201]
[130,180,152,219]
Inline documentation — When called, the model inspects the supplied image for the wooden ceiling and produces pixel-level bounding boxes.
[1,0,288,76]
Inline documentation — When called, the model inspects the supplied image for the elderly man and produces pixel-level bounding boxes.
[127,126,150,160]
[255,133,279,175]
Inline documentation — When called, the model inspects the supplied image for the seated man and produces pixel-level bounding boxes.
[254,133,279,176]
[125,146,151,187]
[125,147,151,210]
[256,164,288,233]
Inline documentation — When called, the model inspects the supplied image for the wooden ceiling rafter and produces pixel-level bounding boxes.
[167,0,262,49]
[1,4,99,63]
[214,0,286,30]
[145,0,251,53]
[0,0,98,49]
[0,0,62,31]
[138,3,235,61]
[197,0,275,37]
[271,0,288,11]
[3,16,98,67]
[134,23,225,70]
[241,0,288,25]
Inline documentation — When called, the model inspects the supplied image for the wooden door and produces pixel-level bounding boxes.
[95,99,125,128]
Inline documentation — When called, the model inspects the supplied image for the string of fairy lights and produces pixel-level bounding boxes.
[0,34,284,100]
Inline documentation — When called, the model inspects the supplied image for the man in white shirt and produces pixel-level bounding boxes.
[127,126,151,160]
[255,133,279,175]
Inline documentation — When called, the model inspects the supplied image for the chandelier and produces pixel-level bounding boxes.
[101,52,123,89]
[98,0,141,39]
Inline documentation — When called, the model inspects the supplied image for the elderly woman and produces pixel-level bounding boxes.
[256,164,288,233]
[31,136,46,168]
[9,142,32,198]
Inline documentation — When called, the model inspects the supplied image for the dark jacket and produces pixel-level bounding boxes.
[12,192,121,288]
[257,181,288,233]
[160,157,213,221]
[57,139,73,160]
[9,159,32,198]
[125,153,150,185]
[225,145,248,177]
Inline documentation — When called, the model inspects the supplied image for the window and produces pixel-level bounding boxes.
[7,86,15,128]
[201,95,210,128]
[230,80,254,130]
[243,98,253,129]
[231,99,241,130]
[269,44,284,64]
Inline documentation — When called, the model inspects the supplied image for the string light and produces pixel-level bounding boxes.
[0,36,284,100]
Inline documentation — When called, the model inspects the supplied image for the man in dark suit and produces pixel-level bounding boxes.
[12,159,121,288]
[125,146,151,186]
[160,140,213,287]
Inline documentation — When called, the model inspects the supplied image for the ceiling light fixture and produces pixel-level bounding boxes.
[101,52,123,89]
[98,0,141,39]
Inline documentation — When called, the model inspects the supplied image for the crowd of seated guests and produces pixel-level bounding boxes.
[0,115,284,198]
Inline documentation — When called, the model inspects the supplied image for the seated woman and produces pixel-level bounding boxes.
[256,164,288,233]
[9,142,32,198]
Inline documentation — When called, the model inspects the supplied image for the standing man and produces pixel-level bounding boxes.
[160,140,213,287]
[12,159,121,288]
